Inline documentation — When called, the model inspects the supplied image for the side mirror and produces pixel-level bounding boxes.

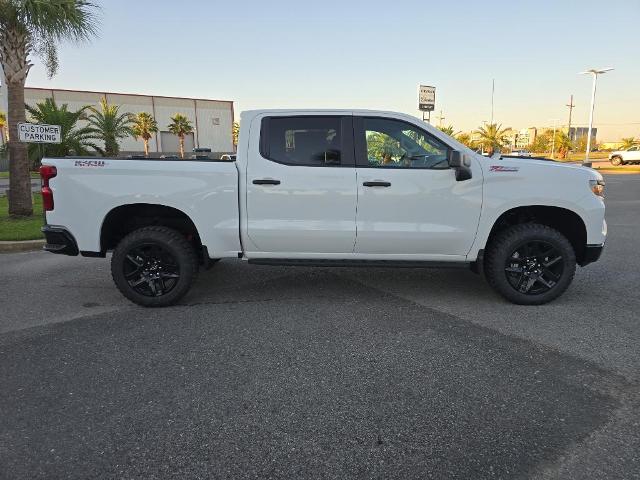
[448,150,472,181]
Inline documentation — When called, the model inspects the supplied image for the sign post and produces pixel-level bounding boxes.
[18,123,62,144]
[418,85,436,123]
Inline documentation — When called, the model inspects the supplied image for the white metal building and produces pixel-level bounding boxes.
[23,87,235,155]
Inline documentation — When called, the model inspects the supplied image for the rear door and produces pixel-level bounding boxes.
[353,116,483,258]
[245,114,357,255]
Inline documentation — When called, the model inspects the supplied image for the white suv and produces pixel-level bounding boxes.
[609,146,640,166]
[510,150,532,157]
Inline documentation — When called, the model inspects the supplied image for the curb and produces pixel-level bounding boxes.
[0,239,45,253]
[593,168,640,175]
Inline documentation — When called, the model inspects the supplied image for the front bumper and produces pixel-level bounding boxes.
[579,243,604,266]
[42,225,79,256]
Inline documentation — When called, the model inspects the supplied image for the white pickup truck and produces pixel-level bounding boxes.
[40,109,606,307]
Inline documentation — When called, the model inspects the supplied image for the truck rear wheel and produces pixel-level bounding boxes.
[111,226,198,307]
[484,224,576,305]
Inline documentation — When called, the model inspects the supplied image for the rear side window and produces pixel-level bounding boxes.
[260,116,351,166]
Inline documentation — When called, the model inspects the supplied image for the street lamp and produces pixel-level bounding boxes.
[548,118,559,160]
[579,67,613,167]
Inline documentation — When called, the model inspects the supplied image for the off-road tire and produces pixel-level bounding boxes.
[111,226,198,307]
[484,224,576,305]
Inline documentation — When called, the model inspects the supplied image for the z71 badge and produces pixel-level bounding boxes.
[490,165,519,172]
[74,160,106,167]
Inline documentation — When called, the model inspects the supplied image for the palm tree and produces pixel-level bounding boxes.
[455,132,474,148]
[0,0,98,216]
[437,125,457,137]
[232,121,240,148]
[132,112,158,156]
[25,98,99,167]
[167,114,194,159]
[621,137,638,150]
[0,111,6,144]
[87,97,134,156]
[474,123,509,156]
[554,131,573,159]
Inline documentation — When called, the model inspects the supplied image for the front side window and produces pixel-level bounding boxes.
[362,117,450,169]
[261,116,343,166]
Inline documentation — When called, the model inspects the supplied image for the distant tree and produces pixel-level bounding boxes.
[553,131,573,159]
[574,135,588,153]
[531,131,552,154]
[87,97,134,156]
[0,111,6,144]
[167,114,194,159]
[621,137,638,150]
[0,0,99,216]
[574,135,600,153]
[25,98,99,167]
[232,121,240,147]
[131,112,158,156]
[454,132,474,149]
[474,123,509,156]
[437,125,457,137]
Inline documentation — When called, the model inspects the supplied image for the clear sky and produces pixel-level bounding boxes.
[25,0,640,141]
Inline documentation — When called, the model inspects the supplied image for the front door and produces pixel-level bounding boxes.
[245,115,357,255]
[353,116,483,258]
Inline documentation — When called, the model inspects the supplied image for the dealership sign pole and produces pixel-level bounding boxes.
[418,85,436,123]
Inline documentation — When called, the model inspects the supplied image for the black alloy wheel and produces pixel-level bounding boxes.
[111,226,198,307]
[504,240,564,295]
[123,243,181,297]
[484,223,576,305]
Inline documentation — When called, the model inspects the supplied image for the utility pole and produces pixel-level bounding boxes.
[550,119,558,159]
[490,79,495,125]
[436,110,445,127]
[566,94,575,141]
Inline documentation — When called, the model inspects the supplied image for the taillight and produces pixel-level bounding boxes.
[39,165,57,211]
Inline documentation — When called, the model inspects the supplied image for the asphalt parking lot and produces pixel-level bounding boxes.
[1,173,639,479]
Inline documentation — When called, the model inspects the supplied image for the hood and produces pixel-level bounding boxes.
[478,154,603,181]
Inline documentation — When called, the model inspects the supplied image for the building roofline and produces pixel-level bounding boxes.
[24,86,233,105]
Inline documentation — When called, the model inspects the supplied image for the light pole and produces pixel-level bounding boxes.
[580,67,613,167]
[549,119,559,159]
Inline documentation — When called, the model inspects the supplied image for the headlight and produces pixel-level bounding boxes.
[589,179,605,197]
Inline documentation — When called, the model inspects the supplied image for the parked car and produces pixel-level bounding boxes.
[609,146,640,166]
[39,109,606,307]
[220,154,236,161]
[509,150,532,157]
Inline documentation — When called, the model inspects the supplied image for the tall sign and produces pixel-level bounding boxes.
[418,85,436,111]
[418,85,436,122]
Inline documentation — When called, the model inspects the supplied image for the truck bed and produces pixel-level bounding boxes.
[42,157,242,257]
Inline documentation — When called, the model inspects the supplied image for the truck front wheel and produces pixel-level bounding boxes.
[484,224,576,305]
[111,226,198,307]
[610,156,624,166]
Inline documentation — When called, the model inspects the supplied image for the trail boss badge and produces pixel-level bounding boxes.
[490,165,520,172]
